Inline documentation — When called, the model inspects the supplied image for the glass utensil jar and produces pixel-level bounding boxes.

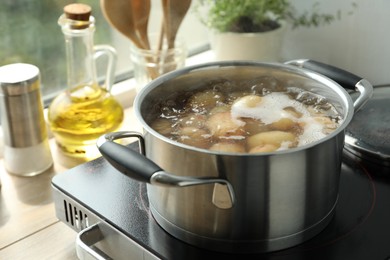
[48,4,123,161]
[130,34,187,93]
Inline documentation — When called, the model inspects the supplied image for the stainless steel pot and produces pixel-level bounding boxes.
[97,60,372,253]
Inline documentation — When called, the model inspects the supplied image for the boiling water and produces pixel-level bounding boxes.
[150,81,342,153]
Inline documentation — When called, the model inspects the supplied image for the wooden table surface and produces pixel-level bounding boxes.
[0,106,142,260]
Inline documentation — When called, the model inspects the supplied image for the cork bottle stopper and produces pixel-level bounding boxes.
[64,3,92,29]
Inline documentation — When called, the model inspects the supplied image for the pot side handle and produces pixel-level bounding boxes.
[287,59,360,90]
[97,132,161,183]
[97,131,236,209]
[286,59,373,111]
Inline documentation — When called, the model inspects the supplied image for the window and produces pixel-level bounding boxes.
[0,0,208,103]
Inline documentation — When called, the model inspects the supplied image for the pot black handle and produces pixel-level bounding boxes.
[289,59,361,90]
[96,131,236,208]
[97,132,160,183]
[286,59,373,111]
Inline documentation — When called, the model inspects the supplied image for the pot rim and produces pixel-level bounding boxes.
[134,60,354,156]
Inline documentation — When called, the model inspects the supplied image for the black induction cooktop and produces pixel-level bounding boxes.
[52,143,390,260]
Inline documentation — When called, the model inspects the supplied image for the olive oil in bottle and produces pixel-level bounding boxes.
[48,4,123,160]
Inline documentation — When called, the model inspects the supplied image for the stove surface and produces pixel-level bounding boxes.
[52,147,390,260]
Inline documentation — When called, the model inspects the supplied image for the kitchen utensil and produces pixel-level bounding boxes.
[97,60,373,253]
[100,0,146,49]
[162,0,192,48]
[132,0,151,49]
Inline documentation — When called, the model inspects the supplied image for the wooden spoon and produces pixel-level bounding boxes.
[131,0,151,50]
[162,0,192,48]
[100,0,146,49]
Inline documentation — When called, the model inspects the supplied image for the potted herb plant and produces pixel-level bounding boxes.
[196,0,354,61]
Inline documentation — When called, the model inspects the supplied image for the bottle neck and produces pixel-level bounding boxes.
[61,17,98,93]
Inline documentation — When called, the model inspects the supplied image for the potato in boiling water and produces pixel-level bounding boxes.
[226,91,252,103]
[314,116,338,134]
[242,118,269,135]
[249,144,279,153]
[314,116,338,129]
[269,118,297,131]
[178,127,211,149]
[151,118,174,136]
[206,112,245,138]
[283,106,303,118]
[233,95,263,108]
[187,90,224,112]
[210,142,246,153]
[178,114,207,128]
[247,131,296,150]
[208,105,231,116]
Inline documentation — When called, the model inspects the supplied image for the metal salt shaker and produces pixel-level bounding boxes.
[0,63,53,176]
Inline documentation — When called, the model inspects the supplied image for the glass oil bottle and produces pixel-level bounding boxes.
[48,3,124,161]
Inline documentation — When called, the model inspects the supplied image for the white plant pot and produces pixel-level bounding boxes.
[210,24,286,62]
